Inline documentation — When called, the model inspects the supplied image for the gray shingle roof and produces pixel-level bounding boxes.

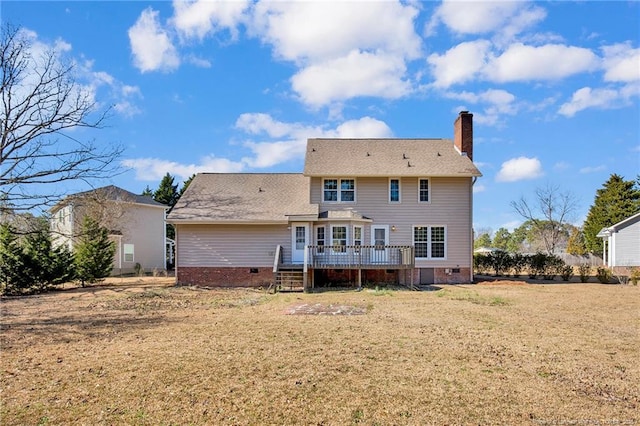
[51,185,165,213]
[167,173,318,223]
[303,138,482,177]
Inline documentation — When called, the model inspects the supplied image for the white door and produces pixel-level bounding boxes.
[291,224,309,263]
[371,225,389,263]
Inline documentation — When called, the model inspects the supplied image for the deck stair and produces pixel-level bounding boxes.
[274,265,304,292]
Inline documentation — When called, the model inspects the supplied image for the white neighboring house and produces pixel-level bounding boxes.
[597,212,640,268]
[50,185,168,275]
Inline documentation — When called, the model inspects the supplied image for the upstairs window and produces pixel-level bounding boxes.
[340,179,355,201]
[389,178,400,203]
[419,178,430,203]
[323,179,338,201]
[323,178,356,202]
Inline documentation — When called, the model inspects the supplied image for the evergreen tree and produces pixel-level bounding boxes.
[507,224,529,253]
[154,173,179,207]
[22,230,75,290]
[74,216,115,286]
[583,174,640,254]
[474,233,492,250]
[0,223,28,294]
[178,174,196,198]
[141,185,153,196]
[492,228,511,251]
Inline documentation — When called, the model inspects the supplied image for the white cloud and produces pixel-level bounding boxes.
[252,1,421,63]
[291,50,412,107]
[473,184,486,193]
[428,40,492,88]
[427,1,545,39]
[558,87,621,117]
[579,165,606,174]
[496,157,543,182]
[171,0,249,40]
[601,43,640,83]
[128,7,180,73]
[486,43,598,82]
[236,113,393,168]
[122,156,244,181]
[443,89,517,126]
[250,1,421,107]
[12,28,141,120]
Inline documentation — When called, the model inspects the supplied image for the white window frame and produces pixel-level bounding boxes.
[323,178,356,203]
[331,225,347,253]
[123,243,135,263]
[418,178,430,203]
[316,226,326,254]
[412,225,447,259]
[353,225,362,252]
[389,178,401,203]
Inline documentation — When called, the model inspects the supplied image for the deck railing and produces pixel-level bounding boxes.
[306,245,414,269]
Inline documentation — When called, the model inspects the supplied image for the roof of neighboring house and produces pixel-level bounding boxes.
[597,212,640,237]
[167,173,318,223]
[303,138,482,177]
[51,185,166,213]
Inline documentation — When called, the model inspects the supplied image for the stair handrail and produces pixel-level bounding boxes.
[272,244,283,273]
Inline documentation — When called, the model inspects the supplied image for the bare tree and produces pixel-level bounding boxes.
[510,184,578,254]
[0,24,123,212]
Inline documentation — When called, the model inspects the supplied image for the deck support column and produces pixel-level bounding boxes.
[357,269,362,289]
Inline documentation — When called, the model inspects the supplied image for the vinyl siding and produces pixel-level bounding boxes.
[612,219,640,267]
[177,224,291,267]
[116,204,166,271]
[310,176,473,267]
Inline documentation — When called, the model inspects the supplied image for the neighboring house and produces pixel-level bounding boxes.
[50,185,168,275]
[597,212,640,268]
[168,111,482,288]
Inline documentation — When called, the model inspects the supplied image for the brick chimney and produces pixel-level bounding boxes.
[454,111,473,161]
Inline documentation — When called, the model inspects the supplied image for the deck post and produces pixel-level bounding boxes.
[357,268,362,289]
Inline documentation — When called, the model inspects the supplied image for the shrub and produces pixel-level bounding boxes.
[489,251,512,276]
[577,264,591,283]
[596,267,612,284]
[559,265,573,281]
[134,262,143,276]
[630,268,640,286]
[510,253,526,278]
[528,253,547,279]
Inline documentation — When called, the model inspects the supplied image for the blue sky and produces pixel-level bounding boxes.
[4,1,639,233]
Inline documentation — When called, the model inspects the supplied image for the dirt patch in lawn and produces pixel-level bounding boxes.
[1,279,638,425]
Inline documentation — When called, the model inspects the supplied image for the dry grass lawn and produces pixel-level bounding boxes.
[1,278,638,425]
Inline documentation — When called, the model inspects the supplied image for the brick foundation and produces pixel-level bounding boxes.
[433,267,472,284]
[177,267,273,287]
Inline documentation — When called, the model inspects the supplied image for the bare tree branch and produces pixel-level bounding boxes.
[510,184,579,254]
[0,24,123,212]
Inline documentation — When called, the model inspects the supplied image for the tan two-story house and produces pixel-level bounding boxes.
[51,185,168,275]
[168,111,481,289]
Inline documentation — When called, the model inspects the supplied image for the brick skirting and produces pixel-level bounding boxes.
[177,267,273,287]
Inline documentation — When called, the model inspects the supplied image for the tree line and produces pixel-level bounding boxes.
[475,174,640,256]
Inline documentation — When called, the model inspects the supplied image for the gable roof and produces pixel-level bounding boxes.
[167,173,318,224]
[597,212,640,237]
[303,138,482,177]
[51,185,166,213]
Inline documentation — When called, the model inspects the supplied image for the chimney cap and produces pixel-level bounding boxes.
[460,110,470,114]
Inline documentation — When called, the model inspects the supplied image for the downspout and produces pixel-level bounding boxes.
[470,176,477,283]
[163,208,167,271]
